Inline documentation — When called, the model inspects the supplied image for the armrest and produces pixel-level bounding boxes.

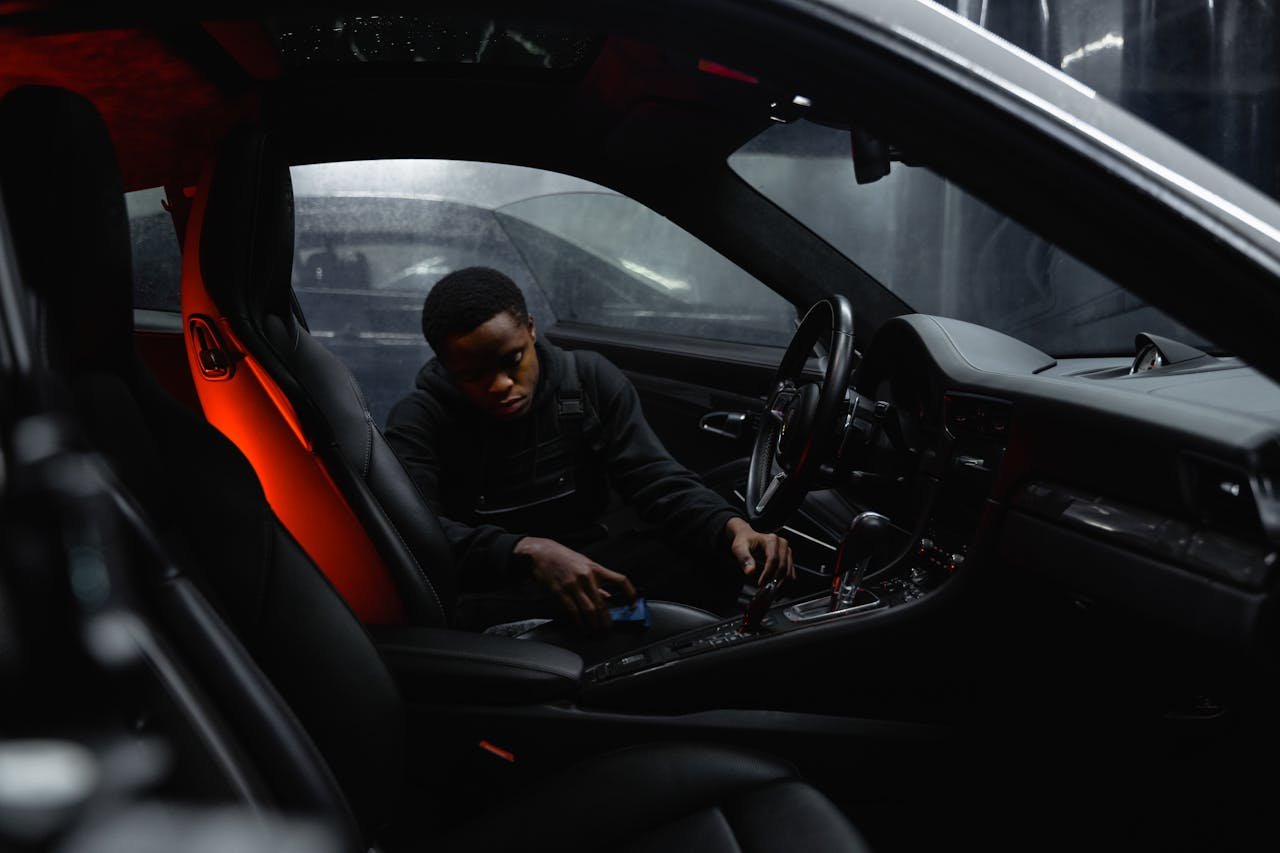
[368,626,583,705]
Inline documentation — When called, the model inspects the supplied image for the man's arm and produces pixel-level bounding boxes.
[723,516,794,584]
[513,537,636,629]
[583,354,793,584]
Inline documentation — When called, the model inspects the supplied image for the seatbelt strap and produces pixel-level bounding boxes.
[556,386,585,436]
[553,352,609,543]
[555,352,588,444]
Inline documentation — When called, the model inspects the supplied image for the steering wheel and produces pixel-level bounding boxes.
[746,295,856,532]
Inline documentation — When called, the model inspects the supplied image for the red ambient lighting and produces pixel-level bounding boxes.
[697,59,758,84]
[478,741,516,763]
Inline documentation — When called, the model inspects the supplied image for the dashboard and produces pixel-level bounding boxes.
[581,312,1280,709]
[862,313,1280,655]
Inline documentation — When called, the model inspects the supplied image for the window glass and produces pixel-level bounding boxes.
[126,187,181,313]
[495,193,795,345]
[731,120,1207,356]
[290,160,795,426]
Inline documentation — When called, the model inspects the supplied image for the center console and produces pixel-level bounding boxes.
[583,391,1007,690]
[584,510,970,685]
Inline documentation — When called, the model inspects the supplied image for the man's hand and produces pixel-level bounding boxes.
[724,517,794,586]
[514,536,637,630]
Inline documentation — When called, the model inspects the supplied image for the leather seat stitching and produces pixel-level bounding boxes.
[362,484,446,618]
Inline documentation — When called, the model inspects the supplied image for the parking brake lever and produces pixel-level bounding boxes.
[831,511,891,611]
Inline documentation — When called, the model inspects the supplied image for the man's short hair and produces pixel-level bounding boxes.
[421,267,529,352]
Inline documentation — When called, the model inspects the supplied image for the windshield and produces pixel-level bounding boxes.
[730,119,1208,357]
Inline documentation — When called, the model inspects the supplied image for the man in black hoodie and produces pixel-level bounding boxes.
[385,267,792,629]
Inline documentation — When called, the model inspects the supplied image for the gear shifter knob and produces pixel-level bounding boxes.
[831,511,891,610]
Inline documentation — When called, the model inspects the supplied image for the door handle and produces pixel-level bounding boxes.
[188,315,236,380]
[699,411,747,439]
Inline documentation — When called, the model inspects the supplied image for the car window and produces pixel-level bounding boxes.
[494,192,795,346]
[730,120,1208,357]
[126,187,182,313]
[290,160,796,426]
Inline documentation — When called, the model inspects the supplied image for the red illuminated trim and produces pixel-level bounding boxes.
[697,59,758,84]
[478,740,516,763]
[240,348,312,451]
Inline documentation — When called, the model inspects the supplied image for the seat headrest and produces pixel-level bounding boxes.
[0,86,134,376]
[199,127,296,330]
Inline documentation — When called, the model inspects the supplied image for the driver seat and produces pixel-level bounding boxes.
[180,127,719,648]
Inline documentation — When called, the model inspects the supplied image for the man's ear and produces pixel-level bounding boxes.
[527,314,537,341]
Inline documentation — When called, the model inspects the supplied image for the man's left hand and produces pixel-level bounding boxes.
[725,517,794,585]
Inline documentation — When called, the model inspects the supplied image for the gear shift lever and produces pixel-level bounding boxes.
[830,511,891,611]
[740,575,783,633]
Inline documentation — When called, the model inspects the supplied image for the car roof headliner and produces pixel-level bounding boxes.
[0,11,779,192]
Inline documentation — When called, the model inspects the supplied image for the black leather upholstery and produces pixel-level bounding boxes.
[0,85,872,853]
[370,625,583,704]
[0,86,134,376]
[438,743,871,853]
[199,128,453,626]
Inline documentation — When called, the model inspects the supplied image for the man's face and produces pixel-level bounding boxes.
[440,311,540,420]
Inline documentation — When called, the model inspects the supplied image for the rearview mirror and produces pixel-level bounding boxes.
[850,128,915,184]
[851,127,891,184]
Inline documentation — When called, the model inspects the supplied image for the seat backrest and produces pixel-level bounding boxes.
[182,128,454,627]
[0,85,408,849]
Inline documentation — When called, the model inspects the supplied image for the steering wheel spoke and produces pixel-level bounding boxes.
[753,471,787,514]
[767,382,799,422]
[745,296,856,531]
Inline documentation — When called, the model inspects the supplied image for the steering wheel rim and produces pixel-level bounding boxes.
[746,295,855,532]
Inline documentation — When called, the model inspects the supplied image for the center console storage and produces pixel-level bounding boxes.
[370,625,583,705]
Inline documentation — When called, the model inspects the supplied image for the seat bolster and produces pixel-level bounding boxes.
[619,780,870,853]
[437,743,867,853]
[200,126,295,325]
[282,327,454,625]
[270,319,371,459]
[256,523,408,838]
[719,778,871,853]
[364,430,457,615]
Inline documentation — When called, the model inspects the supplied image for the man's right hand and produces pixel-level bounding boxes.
[514,536,637,630]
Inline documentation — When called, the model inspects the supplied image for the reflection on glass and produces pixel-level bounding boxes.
[731,120,1208,356]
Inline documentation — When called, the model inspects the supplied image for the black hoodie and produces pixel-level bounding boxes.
[384,341,738,592]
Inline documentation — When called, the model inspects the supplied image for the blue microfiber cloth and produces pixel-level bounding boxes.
[608,597,650,628]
